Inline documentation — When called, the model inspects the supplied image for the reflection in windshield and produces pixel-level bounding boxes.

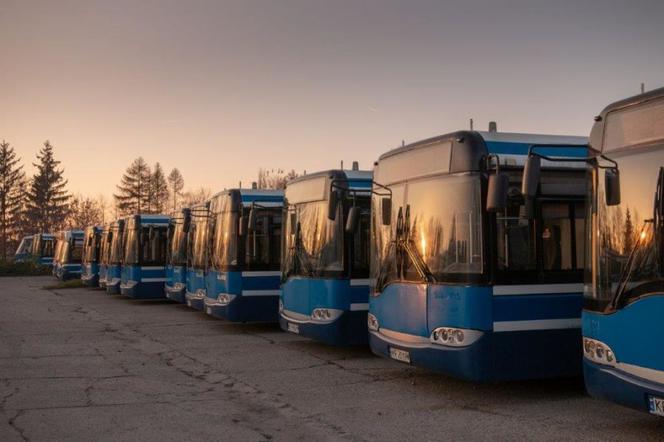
[283,200,343,278]
[109,227,125,264]
[169,222,188,266]
[372,174,483,292]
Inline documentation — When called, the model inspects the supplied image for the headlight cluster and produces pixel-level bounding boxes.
[311,308,332,320]
[174,282,184,290]
[367,313,379,331]
[430,327,466,346]
[217,293,235,305]
[583,337,617,366]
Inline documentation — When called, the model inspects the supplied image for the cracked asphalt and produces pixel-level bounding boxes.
[0,277,663,441]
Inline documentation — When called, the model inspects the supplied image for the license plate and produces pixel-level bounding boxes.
[389,347,411,364]
[206,307,212,314]
[187,300,191,306]
[649,396,664,416]
[287,323,299,334]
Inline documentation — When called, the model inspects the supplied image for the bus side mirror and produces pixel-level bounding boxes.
[605,169,621,206]
[328,190,339,221]
[346,206,360,234]
[487,173,509,212]
[247,207,257,233]
[381,197,392,226]
[521,155,541,199]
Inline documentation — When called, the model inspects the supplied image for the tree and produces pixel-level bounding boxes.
[0,141,25,258]
[114,157,151,215]
[257,168,298,190]
[149,162,169,214]
[624,208,634,254]
[67,195,103,229]
[26,141,70,233]
[181,187,212,207]
[167,168,185,212]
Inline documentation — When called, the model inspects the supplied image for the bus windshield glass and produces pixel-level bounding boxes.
[283,199,344,278]
[189,214,209,269]
[211,208,238,270]
[125,226,167,265]
[83,232,99,263]
[169,221,188,266]
[372,173,483,291]
[109,227,124,264]
[244,207,282,270]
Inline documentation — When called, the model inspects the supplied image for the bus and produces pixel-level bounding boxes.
[120,214,170,299]
[185,202,211,310]
[81,226,102,287]
[97,223,112,289]
[14,235,33,262]
[368,130,588,381]
[53,230,84,281]
[581,87,664,415]
[204,189,284,322]
[106,219,125,294]
[280,168,373,345]
[30,233,55,266]
[165,208,191,303]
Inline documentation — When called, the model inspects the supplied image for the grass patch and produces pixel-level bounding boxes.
[0,261,53,277]
[42,279,84,290]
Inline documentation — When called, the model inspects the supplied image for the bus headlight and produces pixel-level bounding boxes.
[310,308,342,322]
[217,294,235,305]
[367,313,379,331]
[430,327,482,347]
[583,337,617,367]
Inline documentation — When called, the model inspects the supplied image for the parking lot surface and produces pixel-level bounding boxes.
[0,277,662,441]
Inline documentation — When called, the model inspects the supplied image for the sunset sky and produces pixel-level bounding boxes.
[1,0,663,200]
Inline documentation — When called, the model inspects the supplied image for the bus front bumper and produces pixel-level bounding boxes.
[106,278,121,294]
[584,360,664,416]
[279,309,368,345]
[81,273,99,287]
[185,290,206,311]
[204,293,279,323]
[121,280,166,299]
[165,283,186,303]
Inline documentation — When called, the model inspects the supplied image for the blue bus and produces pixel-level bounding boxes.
[204,189,284,322]
[106,219,125,294]
[280,168,373,345]
[97,223,112,289]
[185,202,211,310]
[30,233,55,266]
[581,88,664,416]
[81,226,102,287]
[165,208,191,303]
[368,130,589,381]
[53,230,84,281]
[14,235,33,262]
[120,214,170,299]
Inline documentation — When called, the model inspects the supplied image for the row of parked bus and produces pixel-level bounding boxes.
[15,88,664,417]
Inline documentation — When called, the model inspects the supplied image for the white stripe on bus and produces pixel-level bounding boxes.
[141,266,165,271]
[350,279,370,286]
[141,278,166,282]
[493,284,583,296]
[241,271,281,277]
[493,318,581,332]
[349,303,369,311]
[241,290,280,297]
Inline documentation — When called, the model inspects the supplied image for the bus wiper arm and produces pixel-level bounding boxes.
[402,238,436,283]
[611,221,652,309]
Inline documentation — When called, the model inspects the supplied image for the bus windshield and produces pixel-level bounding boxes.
[372,173,483,292]
[188,215,210,269]
[83,232,99,264]
[283,199,344,278]
[99,231,111,265]
[16,237,32,255]
[109,227,124,264]
[169,221,188,266]
[125,226,167,265]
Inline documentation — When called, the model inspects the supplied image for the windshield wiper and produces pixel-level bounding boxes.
[611,220,652,309]
[402,238,436,283]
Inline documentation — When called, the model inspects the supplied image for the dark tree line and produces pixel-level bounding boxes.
[0,140,77,259]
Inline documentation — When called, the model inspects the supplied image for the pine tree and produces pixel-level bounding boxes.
[67,195,103,229]
[167,168,185,212]
[26,141,70,234]
[624,208,634,254]
[150,162,169,214]
[114,157,151,215]
[0,141,25,259]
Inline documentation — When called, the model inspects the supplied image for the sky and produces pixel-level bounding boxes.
[1,0,663,200]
